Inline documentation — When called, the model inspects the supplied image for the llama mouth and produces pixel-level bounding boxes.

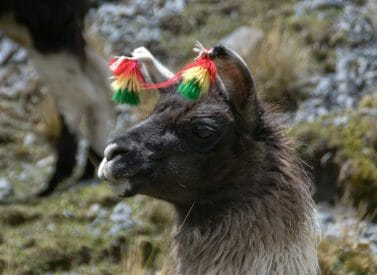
[108,180,134,197]
[98,158,144,197]
[97,158,113,181]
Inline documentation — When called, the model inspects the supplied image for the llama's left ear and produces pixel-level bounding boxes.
[210,45,258,124]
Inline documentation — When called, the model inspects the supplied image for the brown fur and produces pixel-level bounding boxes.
[99,46,319,274]
[168,109,318,274]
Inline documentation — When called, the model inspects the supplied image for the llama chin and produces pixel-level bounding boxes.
[109,181,132,197]
[98,152,133,197]
[98,164,131,196]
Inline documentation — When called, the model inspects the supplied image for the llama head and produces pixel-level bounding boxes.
[99,45,264,205]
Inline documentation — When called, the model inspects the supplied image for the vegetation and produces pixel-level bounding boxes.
[290,101,377,217]
[0,184,172,274]
[246,24,311,110]
[1,0,377,273]
[319,237,377,275]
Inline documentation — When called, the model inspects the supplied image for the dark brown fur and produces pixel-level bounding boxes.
[99,46,318,274]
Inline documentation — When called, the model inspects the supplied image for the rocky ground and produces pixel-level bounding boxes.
[1,0,377,274]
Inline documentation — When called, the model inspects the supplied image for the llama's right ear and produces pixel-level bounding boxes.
[210,45,258,125]
[132,47,175,94]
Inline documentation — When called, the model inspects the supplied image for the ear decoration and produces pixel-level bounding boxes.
[109,57,145,105]
[108,42,217,105]
[144,47,217,100]
[177,46,217,100]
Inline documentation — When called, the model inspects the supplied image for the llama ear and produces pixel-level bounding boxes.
[131,47,174,94]
[210,45,258,124]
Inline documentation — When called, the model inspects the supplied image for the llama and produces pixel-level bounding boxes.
[0,0,114,196]
[98,45,319,274]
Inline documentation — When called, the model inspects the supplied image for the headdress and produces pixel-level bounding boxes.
[109,42,217,105]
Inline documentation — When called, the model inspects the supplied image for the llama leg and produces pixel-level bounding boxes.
[37,120,78,197]
[1,2,114,195]
[29,48,114,153]
[79,147,102,181]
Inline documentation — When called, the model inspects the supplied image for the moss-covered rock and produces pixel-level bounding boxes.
[290,105,377,216]
[359,87,377,109]
[319,237,377,275]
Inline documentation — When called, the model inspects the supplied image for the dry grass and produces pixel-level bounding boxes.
[121,196,174,274]
[246,24,311,110]
[121,241,145,275]
[1,227,16,275]
[318,207,377,274]
[319,238,377,275]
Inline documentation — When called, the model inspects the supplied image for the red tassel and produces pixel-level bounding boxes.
[143,54,216,101]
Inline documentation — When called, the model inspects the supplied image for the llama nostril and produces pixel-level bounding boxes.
[105,143,128,161]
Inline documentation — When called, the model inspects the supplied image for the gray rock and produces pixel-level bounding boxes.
[110,202,132,223]
[87,206,109,235]
[218,26,263,58]
[317,203,377,254]
[0,38,18,65]
[11,47,27,63]
[0,36,29,65]
[333,115,349,126]
[295,0,346,16]
[88,203,102,217]
[23,132,36,146]
[36,155,55,168]
[108,202,135,235]
[86,0,185,56]
[337,6,374,46]
[0,177,13,199]
[365,0,377,32]
[294,1,377,122]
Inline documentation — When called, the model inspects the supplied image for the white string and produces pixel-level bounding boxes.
[178,201,196,231]
[193,41,210,60]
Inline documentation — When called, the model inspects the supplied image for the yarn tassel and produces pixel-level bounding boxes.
[109,57,145,105]
[108,42,217,105]
[143,53,217,101]
[177,55,217,100]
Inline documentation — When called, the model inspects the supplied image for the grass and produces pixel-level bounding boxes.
[319,237,377,275]
[245,23,311,110]
[319,204,377,275]
[0,184,173,274]
[2,182,376,274]
[290,104,377,217]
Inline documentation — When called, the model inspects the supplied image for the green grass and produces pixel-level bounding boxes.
[290,106,377,218]
[0,184,173,274]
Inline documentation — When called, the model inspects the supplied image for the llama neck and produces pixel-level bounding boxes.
[170,182,319,275]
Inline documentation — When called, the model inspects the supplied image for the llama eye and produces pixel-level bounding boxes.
[193,125,215,139]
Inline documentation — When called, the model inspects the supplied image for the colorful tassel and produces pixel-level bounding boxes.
[108,43,217,105]
[109,57,145,105]
[177,54,217,100]
[144,53,217,100]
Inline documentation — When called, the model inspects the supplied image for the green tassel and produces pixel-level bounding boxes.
[178,79,201,100]
[112,89,140,105]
